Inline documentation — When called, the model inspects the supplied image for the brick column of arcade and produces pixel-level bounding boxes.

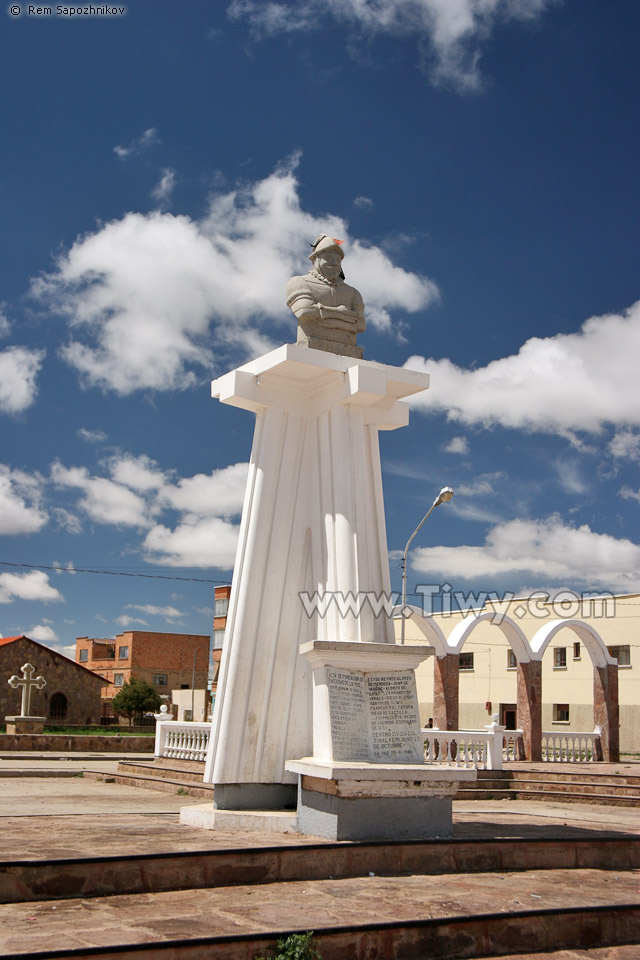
[594,662,620,762]
[517,659,542,762]
[433,654,459,731]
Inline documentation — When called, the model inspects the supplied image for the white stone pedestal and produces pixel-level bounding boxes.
[284,639,476,841]
[285,758,475,841]
[202,344,430,812]
[5,716,46,735]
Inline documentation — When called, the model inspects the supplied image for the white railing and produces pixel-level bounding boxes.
[541,731,601,762]
[154,719,211,761]
[421,720,521,770]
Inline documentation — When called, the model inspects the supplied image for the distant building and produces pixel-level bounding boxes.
[1,635,106,724]
[400,592,640,753]
[211,585,231,705]
[75,631,210,721]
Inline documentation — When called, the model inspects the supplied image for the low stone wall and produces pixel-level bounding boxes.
[0,734,154,752]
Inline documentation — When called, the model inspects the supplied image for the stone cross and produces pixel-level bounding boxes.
[7,663,46,717]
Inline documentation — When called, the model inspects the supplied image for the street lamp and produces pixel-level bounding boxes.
[400,486,454,645]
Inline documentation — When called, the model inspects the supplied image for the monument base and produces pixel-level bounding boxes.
[286,758,476,841]
[180,803,298,834]
[213,782,297,811]
[5,716,46,735]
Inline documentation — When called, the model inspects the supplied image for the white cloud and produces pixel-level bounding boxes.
[27,624,59,644]
[0,466,47,535]
[456,474,501,496]
[51,461,151,528]
[0,308,10,337]
[160,462,248,517]
[0,347,44,414]
[0,570,64,604]
[108,453,168,492]
[152,167,177,203]
[125,603,184,620]
[444,435,468,455]
[609,430,640,462]
[77,427,108,444]
[620,487,640,504]
[52,508,83,533]
[407,301,640,437]
[113,127,159,159]
[115,615,149,627]
[143,516,240,568]
[354,195,373,209]
[32,158,437,394]
[554,458,588,495]
[229,0,554,91]
[412,516,640,592]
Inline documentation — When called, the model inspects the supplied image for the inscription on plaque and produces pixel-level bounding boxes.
[327,666,369,760]
[326,666,423,763]
[366,671,423,763]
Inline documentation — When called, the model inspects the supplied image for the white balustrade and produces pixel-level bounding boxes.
[154,719,211,762]
[541,731,600,762]
[421,721,524,770]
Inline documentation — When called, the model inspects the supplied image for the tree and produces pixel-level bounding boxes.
[111,677,162,726]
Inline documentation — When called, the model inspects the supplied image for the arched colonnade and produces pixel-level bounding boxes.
[398,608,619,762]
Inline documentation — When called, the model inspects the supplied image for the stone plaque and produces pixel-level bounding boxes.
[326,666,423,763]
[366,671,424,763]
[327,667,370,761]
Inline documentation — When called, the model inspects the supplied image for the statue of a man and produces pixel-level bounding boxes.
[286,235,366,359]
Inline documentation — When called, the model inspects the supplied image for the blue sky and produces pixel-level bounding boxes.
[1,0,638,656]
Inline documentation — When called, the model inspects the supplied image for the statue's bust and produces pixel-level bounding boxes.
[286,235,366,359]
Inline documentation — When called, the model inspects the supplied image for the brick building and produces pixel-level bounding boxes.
[212,585,231,702]
[1,636,106,724]
[75,631,210,719]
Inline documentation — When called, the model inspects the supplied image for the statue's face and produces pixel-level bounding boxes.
[313,249,342,280]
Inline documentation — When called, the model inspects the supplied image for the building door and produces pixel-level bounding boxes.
[49,692,68,720]
[501,703,517,730]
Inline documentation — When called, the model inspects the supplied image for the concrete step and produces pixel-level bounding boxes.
[1,869,639,958]
[458,770,640,806]
[117,759,207,783]
[82,768,214,800]
[3,835,640,905]
[456,787,640,807]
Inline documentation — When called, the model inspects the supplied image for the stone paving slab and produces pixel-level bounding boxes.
[0,867,638,956]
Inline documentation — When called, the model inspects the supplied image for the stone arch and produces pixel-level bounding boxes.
[529,619,619,761]
[448,611,531,663]
[528,619,615,667]
[49,692,68,721]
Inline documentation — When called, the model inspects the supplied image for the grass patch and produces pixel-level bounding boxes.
[0,724,154,736]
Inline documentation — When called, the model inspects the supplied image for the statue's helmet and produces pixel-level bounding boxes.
[309,234,344,261]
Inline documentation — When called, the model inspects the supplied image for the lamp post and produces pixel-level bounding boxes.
[400,486,454,645]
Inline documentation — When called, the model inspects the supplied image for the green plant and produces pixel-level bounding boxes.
[177,787,187,795]
[254,932,321,960]
[111,677,162,725]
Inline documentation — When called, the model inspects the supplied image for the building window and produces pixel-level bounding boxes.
[554,647,567,669]
[79,649,88,662]
[214,597,229,617]
[608,645,631,667]
[113,673,124,687]
[507,649,517,670]
[573,641,581,660]
[459,652,474,671]
[153,674,168,686]
[213,629,225,650]
[553,703,570,723]
[118,646,129,659]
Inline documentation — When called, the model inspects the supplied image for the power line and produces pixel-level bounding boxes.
[0,561,226,584]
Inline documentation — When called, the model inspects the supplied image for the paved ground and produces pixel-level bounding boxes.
[1,754,639,958]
